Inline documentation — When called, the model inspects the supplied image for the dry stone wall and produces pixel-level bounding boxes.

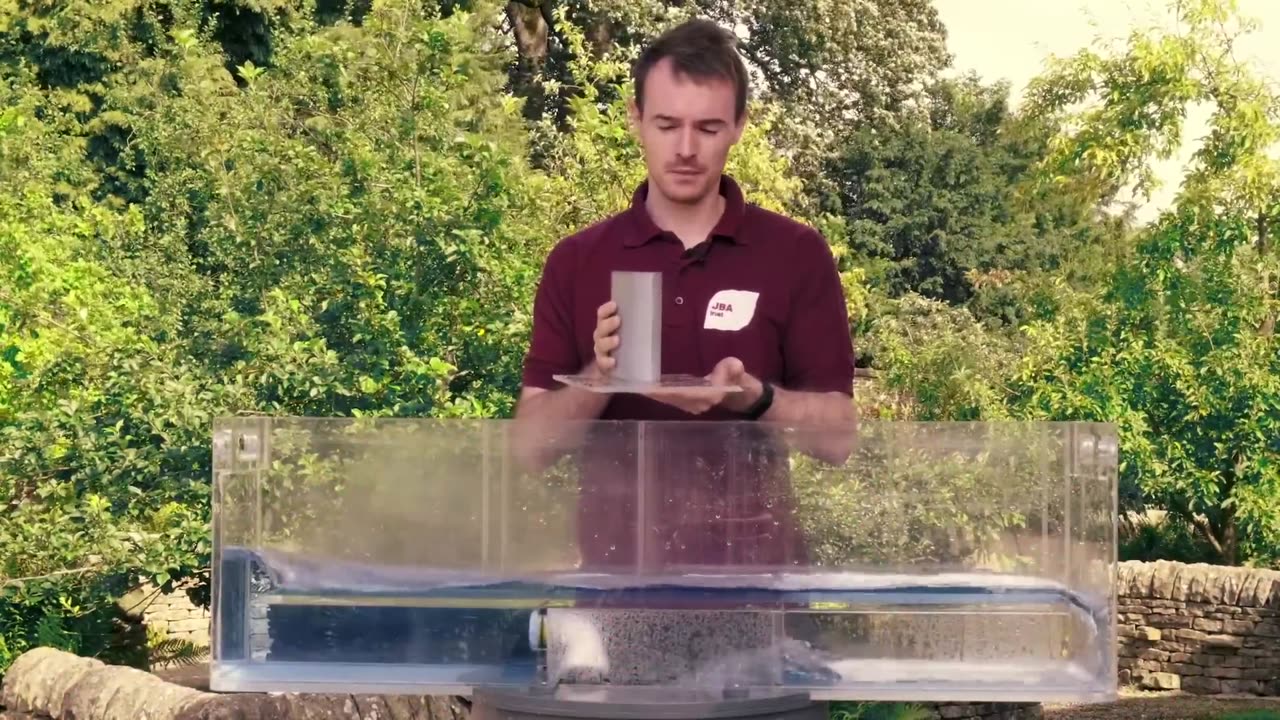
[1117,560,1280,695]
[0,647,469,720]
[118,582,211,651]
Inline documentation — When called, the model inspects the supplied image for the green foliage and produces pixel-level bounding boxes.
[1,0,544,676]
[484,0,950,226]
[1011,0,1280,566]
[698,0,951,126]
[832,76,1029,305]
[1012,208,1280,565]
[792,420,1066,581]
[1215,711,1280,720]
[1120,511,1219,565]
[119,1,550,419]
[829,701,932,720]
[1,76,213,673]
[146,626,210,668]
[491,0,950,123]
[1,0,821,676]
[861,295,1018,422]
[830,73,1130,323]
[854,0,1280,571]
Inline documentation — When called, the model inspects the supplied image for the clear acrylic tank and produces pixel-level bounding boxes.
[209,418,1118,704]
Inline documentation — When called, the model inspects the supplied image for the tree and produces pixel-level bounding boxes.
[1012,0,1280,566]
[472,0,950,123]
[829,74,1130,318]
[1,79,212,676]
[0,0,943,225]
[2,0,821,674]
[469,0,951,229]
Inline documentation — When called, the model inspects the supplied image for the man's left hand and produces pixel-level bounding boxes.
[645,357,762,415]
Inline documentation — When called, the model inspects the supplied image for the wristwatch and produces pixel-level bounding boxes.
[743,380,774,420]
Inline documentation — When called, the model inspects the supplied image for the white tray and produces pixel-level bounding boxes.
[553,373,742,396]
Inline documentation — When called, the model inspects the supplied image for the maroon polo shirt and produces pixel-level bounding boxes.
[521,175,854,571]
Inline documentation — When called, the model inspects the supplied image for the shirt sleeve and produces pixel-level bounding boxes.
[521,240,583,390]
[781,229,856,396]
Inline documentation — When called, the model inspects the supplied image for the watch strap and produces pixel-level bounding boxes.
[744,380,774,420]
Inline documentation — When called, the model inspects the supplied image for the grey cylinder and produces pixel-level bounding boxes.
[611,271,663,382]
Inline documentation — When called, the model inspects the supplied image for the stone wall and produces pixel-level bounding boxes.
[1117,560,1280,695]
[117,582,211,650]
[0,647,469,720]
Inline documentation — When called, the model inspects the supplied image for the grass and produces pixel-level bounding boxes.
[826,691,1280,720]
[829,702,933,720]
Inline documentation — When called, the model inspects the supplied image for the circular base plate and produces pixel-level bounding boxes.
[471,686,825,720]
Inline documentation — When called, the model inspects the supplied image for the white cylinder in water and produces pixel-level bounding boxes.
[611,271,663,383]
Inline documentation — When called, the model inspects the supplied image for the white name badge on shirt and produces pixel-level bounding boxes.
[703,289,760,332]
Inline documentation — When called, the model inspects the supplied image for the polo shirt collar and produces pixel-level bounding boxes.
[623,174,748,247]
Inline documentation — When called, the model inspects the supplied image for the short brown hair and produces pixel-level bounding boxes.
[632,18,750,121]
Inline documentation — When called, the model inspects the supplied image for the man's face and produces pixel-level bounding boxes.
[629,57,745,206]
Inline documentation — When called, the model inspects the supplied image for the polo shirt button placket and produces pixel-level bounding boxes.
[667,284,691,328]
[669,262,696,330]
[670,243,701,327]
[664,254,703,384]
[667,246,697,329]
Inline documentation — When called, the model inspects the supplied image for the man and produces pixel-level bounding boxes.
[517,19,854,429]
[514,18,855,571]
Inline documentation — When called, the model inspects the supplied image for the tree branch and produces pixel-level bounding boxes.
[1167,492,1227,560]
[411,71,422,188]
[1,565,103,589]
[1189,512,1227,560]
[505,2,550,70]
[1258,210,1274,336]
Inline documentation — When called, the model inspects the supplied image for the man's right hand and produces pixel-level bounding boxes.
[592,300,621,373]
[512,300,618,472]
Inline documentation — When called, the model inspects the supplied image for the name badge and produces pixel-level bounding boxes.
[703,289,759,332]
